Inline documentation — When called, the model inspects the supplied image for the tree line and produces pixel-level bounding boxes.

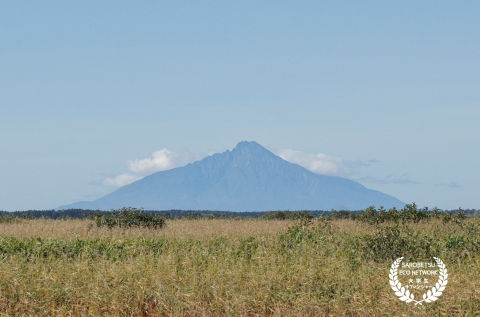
[0,206,477,220]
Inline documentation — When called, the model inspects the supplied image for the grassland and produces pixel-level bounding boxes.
[0,216,479,316]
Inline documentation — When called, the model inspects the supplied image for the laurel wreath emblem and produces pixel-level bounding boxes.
[389,257,448,305]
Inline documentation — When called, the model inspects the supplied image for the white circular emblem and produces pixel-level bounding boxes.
[389,257,448,305]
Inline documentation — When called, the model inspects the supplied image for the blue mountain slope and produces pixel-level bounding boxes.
[59,141,405,211]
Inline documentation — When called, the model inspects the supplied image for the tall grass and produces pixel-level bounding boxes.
[0,216,479,316]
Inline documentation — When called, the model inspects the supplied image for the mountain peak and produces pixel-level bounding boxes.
[232,141,264,152]
[231,141,274,157]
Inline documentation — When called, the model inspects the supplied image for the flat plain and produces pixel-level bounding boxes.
[0,216,479,316]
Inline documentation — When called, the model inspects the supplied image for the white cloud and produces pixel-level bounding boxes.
[102,173,143,187]
[279,149,419,186]
[101,148,195,188]
[278,149,351,176]
[127,148,178,175]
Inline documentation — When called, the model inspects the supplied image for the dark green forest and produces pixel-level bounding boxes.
[0,205,477,220]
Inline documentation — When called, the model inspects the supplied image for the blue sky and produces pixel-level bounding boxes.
[1,1,479,211]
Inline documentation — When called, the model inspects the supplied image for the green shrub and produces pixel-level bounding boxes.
[356,203,446,225]
[344,225,441,262]
[261,210,313,220]
[344,220,480,263]
[0,216,16,223]
[0,215,34,223]
[94,207,166,229]
[328,209,356,220]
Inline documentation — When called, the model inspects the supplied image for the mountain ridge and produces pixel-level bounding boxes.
[59,141,405,211]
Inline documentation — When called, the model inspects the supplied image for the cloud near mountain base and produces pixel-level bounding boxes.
[102,173,143,187]
[127,149,178,175]
[102,149,184,187]
[278,149,352,176]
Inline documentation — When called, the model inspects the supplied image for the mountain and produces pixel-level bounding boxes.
[59,141,405,211]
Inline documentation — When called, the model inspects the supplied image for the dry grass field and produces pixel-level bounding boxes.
[0,217,479,316]
[0,218,295,239]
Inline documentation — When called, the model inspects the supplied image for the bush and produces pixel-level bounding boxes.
[344,225,441,262]
[0,215,35,223]
[94,207,166,229]
[328,209,356,220]
[0,216,16,224]
[355,203,445,225]
[261,210,313,220]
